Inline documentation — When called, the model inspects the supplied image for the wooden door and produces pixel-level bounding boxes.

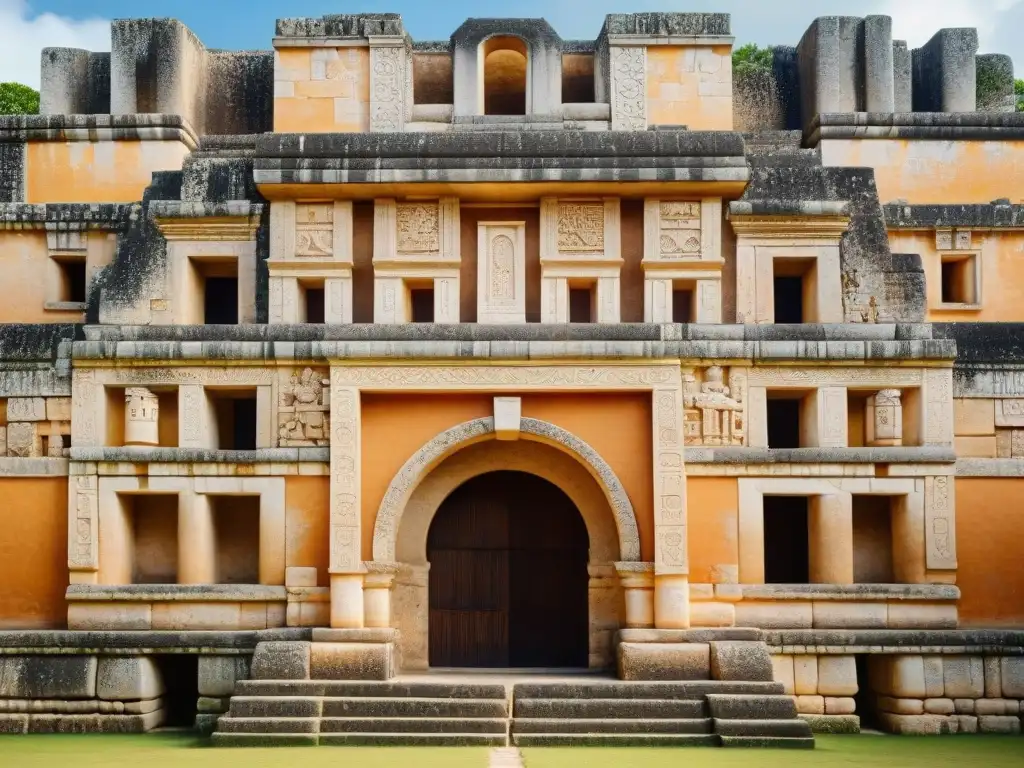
[427,471,589,668]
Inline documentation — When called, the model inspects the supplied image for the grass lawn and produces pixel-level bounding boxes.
[0,734,1022,767]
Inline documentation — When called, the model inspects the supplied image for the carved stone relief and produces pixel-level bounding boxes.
[924,475,956,570]
[490,235,515,303]
[659,202,702,259]
[330,376,361,573]
[610,46,647,131]
[653,385,687,573]
[682,366,745,447]
[557,203,605,253]
[295,203,334,257]
[396,203,440,254]
[477,223,525,323]
[278,368,331,447]
[68,475,98,570]
[2,396,72,458]
[369,45,406,132]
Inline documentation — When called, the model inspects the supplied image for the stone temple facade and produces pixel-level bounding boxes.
[0,11,1022,746]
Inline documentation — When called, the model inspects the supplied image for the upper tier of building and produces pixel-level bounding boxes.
[35,12,1018,137]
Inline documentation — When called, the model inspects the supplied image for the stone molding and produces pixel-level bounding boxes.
[806,112,1024,145]
[371,416,641,564]
[0,114,200,150]
[67,585,287,602]
[0,203,132,231]
[0,457,69,476]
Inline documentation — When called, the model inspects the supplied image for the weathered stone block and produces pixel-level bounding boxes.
[709,641,774,682]
[799,713,861,734]
[886,603,957,629]
[818,656,857,696]
[0,714,28,733]
[97,657,164,701]
[309,642,395,681]
[734,601,812,629]
[978,715,1021,734]
[923,655,944,697]
[954,698,975,713]
[954,714,979,733]
[6,422,41,458]
[795,694,825,714]
[67,603,152,631]
[824,696,856,715]
[943,655,984,699]
[198,655,250,697]
[878,712,957,735]
[1001,656,1024,698]
[771,654,795,695]
[888,655,926,698]
[923,697,955,715]
[7,397,47,422]
[46,397,72,422]
[975,698,1015,716]
[250,642,310,681]
[689,601,735,627]
[877,696,924,715]
[617,642,710,681]
[285,566,318,587]
[985,656,1003,698]
[794,655,818,695]
[812,601,886,629]
[197,696,230,713]
[0,656,97,699]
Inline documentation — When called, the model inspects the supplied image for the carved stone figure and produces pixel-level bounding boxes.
[278,368,331,446]
[683,366,744,446]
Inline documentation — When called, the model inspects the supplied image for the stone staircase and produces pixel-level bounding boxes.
[211,679,812,748]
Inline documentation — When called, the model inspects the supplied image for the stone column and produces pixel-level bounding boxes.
[615,563,654,628]
[912,29,979,113]
[802,387,848,448]
[178,491,216,585]
[178,385,211,449]
[867,389,903,446]
[363,565,397,629]
[652,382,690,629]
[863,15,896,113]
[124,388,159,446]
[329,376,364,628]
[808,493,854,585]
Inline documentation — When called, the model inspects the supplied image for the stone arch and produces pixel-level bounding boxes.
[480,35,529,115]
[372,417,641,564]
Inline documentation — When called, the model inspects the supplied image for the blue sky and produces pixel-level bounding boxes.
[2,0,1022,87]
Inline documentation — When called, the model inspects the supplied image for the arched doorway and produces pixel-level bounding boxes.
[427,470,589,668]
[481,36,527,115]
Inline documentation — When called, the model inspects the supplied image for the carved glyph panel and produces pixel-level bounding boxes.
[924,475,956,570]
[477,223,525,323]
[557,203,605,253]
[295,203,334,257]
[659,202,702,259]
[610,46,647,131]
[369,45,405,132]
[653,384,687,574]
[330,377,361,573]
[682,366,745,447]
[396,203,440,254]
[68,475,98,570]
[278,367,331,447]
[490,235,515,303]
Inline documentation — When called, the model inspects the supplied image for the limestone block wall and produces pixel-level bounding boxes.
[273,47,371,133]
[646,46,732,130]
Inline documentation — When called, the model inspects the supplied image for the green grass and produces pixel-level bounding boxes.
[523,735,1024,767]
[0,734,489,768]
[0,734,1022,767]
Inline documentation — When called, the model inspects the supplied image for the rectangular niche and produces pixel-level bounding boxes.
[477,222,526,323]
[763,495,810,584]
[853,495,896,584]
[208,389,258,450]
[211,495,261,584]
[126,494,179,584]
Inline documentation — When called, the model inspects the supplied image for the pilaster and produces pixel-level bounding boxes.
[329,372,364,627]
[652,375,689,628]
[609,46,647,131]
[368,36,408,132]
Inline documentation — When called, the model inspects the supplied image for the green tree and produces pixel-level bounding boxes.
[732,42,773,75]
[1016,79,1024,112]
[0,82,40,115]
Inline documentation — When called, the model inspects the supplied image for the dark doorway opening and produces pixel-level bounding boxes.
[766,397,802,448]
[763,495,809,584]
[854,654,877,729]
[427,470,589,668]
[773,275,804,323]
[410,288,435,323]
[569,287,593,323]
[154,655,199,728]
[204,277,239,324]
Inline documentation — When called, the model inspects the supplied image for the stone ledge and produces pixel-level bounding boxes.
[149,201,264,219]
[67,585,287,602]
[0,114,199,150]
[0,628,309,652]
[275,13,404,39]
[807,112,1024,144]
[618,628,762,643]
[0,458,68,476]
[765,629,1024,648]
[311,628,398,643]
[729,200,851,217]
[738,585,959,602]
[0,203,134,230]
[686,447,956,465]
[601,12,731,37]
[884,201,1024,229]
[68,447,330,464]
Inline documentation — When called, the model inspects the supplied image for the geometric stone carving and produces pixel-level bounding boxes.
[652,382,687,574]
[396,204,440,254]
[295,203,334,257]
[557,203,606,253]
[682,366,745,446]
[6,422,42,458]
[478,222,526,324]
[924,475,957,570]
[278,368,331,447]
[867,389,903,446]
[658,202,702,259]
[369,42,407,132]
[371,416,641,564]
[609,46,647,131]
[124,388,159,446]
[67,475,99,571]
[329,373,361,574]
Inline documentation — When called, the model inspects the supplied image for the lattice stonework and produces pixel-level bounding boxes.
[557,203,605,253]
[396,203,440,254]
[659,202,702,258]
[295,203,334,257]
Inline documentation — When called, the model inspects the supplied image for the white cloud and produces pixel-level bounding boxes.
[0,0,109,89]
[876,0,1022,50]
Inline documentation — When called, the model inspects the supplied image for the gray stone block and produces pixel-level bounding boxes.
[863,16,895,112]
[210,732,319,747]
[892,41,912,111]
[976,54,1016,112]
[228,695,320,718]
[0,655,97,699]
[194,713,220,736]
[26,710,163,734]
[799,714,861,733]
[912,29,979,112]
[250,641,310,681]
[709,641,774,682]
[978,715,1021,734]
[714,718,813,737]
[0,714,29,733]
[707,694,799,720]
[720,736,815,748]
[197,696,230,713]
[309,642,396,681]
[617,642,711,681]
[96,656,164,701]
[618,628,762,644]
[198,655,250,697]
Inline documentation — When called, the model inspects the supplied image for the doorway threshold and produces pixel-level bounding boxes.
[400,668,613,684]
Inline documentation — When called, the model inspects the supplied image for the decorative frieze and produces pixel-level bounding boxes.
[609,46,647,131]
[396,204,440,254]
[278,368,331,447]
[658,202,702,258]
[682,366,745,447]
[67,474,98,571]
[557,203,606,253]
[936,228,973,252]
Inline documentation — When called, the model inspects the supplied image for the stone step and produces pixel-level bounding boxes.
[228,697,321,718]
[706,694,800,721]
[513,681,784,700]
[322,696,508,719]
[234,680,508,699]
[217,717,319,734]
[720,736,816,749]
[513,717,713,735]
[210,732,319,747]
[514,697,705,719]
[512,733,720,747]
[320,717,507,734]
[715,719,814,738]
[318,733,507,746]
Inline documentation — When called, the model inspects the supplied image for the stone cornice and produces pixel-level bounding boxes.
[151,201,264,241]
[806,112,1024,145]
[727,215,851,238]
[0,114,199,150]
[0,203,134,231]
[884,201,1024,230]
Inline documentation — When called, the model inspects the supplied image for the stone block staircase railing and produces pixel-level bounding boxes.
[211,679,813,748]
